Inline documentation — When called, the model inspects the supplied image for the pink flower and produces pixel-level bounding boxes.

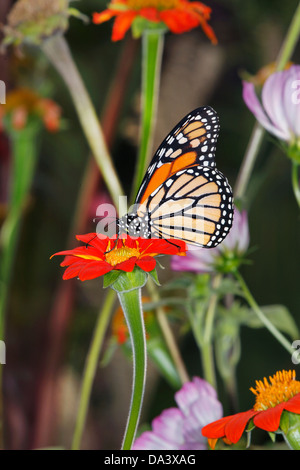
[132,377,223,450]
[242,65,300,144]
[171,209,249,274]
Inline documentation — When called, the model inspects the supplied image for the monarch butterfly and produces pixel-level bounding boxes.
[117,106,233,248]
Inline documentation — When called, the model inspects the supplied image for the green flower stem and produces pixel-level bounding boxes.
[0,367,3,450]
[201,274,222,389]
[0,123,40,338]
[234,2,300,201]
[276,1,300,71]
[234,123,265,201]
[71,289,116,450]
[131,29,164,201]
[0,122,40,450]
[117,286,146,450]
[147,279,189,385]
[105,268,149,450]
[235,271,294,355]
[41,34,125,213]
[291,160,300,208]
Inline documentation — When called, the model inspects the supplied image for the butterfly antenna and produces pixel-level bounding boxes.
[104,234,120,254]
[85,234,98,248]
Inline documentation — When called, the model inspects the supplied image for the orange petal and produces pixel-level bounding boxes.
[93,10,118,24]
[253,403,285,432]
[200,20,218,45]
[202,414,233,439]
[111,11,137,41]
[160,9,199,34]
[77,261,113,281]
[140,7,161,22]
[136,256,156,272]
[190,2,212,17]
[284,393,300,413]
[207,438,218,450]
[224,409,257,444]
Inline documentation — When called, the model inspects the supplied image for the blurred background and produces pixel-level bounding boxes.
[0,0,299,450]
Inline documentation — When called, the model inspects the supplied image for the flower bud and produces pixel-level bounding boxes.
[2,0,85,48]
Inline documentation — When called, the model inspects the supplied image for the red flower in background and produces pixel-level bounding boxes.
[202,370,300,449]
[52,233,186,281]
[0,88,61,132]
[93,0,217,43]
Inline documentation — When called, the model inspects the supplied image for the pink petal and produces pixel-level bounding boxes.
[132,408,184,450]
[222,209,249,253]
[171,246,216,273]
[242,81,288,140]
[282,65,300,137]
[262,71,291,140]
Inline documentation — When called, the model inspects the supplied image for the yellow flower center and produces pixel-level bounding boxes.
[127,0,179,10]
[250,370,300,411]
[105,243,141,266]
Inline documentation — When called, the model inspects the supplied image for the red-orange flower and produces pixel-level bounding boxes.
[202,370,300,449]
[52,233,186,281]
[0,88,61,132]
[93,0,217,43]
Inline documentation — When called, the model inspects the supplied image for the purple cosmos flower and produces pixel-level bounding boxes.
[171,209,249,274]
[242,65,300,144]
[132,377,223,450]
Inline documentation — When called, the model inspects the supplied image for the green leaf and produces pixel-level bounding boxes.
[162,275,194,291]
[282,411,300,450]
[131,17,167,39]
[103,270,121,289]
[131,16,149,38]
[217,302,298,340]
[99,338,118,367]
[214,277,243,297]
[143,297,187,311]
[111,268,148,293]
[280,410,290,435]
[268,432,276,443]
[214,316,241,381]
[148,268,160,286]
[147,337,182,389]
[243,304,299,339]
[247,419,256,432]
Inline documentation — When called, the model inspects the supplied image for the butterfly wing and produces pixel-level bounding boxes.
[136,165,233,248]
[135,106,220,206]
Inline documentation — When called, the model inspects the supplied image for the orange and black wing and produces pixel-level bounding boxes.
[137,166,233,247]
[134,107,234,248]
[135,106,219,206]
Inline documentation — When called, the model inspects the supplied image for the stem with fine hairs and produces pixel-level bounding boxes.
[42,34,125,213]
